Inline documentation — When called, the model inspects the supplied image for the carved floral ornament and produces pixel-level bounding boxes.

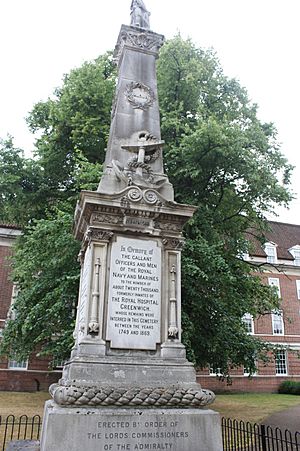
[125,81,155,111]
[91,212,123,225]
[87,228,114,243]
[162,238,185,250]
[115,30,164,61]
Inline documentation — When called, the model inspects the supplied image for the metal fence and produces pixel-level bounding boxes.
[1,414,300,450]
[0,415,42,451]
[222,417,300,450]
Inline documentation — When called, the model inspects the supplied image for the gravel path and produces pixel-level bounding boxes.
[263,404,300,436]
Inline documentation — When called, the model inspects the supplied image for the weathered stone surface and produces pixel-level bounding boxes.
[7,441,40,450]
[97,23,172,200]
[130,0,151,29]
[41,402,222,451]
[49,383,215,407]
[41,4,221,450]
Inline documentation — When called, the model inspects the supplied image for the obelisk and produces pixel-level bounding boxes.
[40,2,222,450]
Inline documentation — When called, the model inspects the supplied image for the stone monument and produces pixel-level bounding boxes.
[40,2,222,450]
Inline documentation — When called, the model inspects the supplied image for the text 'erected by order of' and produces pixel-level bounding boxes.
[87,418,189,450]
[106,237,161,350]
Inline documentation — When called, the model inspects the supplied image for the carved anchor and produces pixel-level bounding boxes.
[111,132,167,190]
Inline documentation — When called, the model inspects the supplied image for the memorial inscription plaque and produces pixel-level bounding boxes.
[41,404,223,451]
[107,237,161,350]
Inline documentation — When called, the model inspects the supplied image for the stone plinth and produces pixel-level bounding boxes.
[7,441,40,450]
[41,401,222,451]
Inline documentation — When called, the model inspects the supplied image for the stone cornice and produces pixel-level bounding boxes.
[114,25,165,65]
[74,188,197,242]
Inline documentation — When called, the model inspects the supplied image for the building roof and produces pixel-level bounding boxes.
[249,221,300,261]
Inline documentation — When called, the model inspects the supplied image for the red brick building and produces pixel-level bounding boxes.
[197,221,300,393]
[0,224,61,391]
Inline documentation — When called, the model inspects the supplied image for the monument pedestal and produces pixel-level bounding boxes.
[41,402,222,451]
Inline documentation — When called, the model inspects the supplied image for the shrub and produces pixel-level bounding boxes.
[278,381,300,395]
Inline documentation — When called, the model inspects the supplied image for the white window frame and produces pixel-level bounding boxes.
[54,359,66,369]
[275,350,288,375]
[242,313,254,335]
[209,366,222,376]
[8,359,28,371]
[264,242,277,264]
[272,310,284,335]
[289,245,300,266]
[296,281,300,300]
[243,364,257,377]
[268,277,281,298]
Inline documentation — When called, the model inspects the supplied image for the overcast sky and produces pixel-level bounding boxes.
[0,0,299,223]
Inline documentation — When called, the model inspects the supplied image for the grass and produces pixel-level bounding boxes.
[0,391,300,425]
[0,392,50,418]
[213,393,300,423]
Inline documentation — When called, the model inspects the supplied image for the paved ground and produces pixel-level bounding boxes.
[263,404,300,436]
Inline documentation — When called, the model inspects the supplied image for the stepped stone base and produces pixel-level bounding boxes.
[40,401,222,451]
[6,440,40,450]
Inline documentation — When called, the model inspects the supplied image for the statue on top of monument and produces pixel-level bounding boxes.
[130,0,150,29]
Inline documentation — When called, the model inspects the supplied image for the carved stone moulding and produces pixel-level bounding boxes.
[87,227,114,243]
[154,220,184,233]
[74,187,197,242]
[91,212,123,226]
[49,382,215,408]
[163,238,185,250]
[114,27,165,64]
[125,81,155,111]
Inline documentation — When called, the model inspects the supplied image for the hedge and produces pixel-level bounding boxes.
[278,380,300,395]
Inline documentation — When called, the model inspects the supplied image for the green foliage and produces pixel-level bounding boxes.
[0,209,80,361]
[181,236,279,376]
[278,381,300,395]
[0,137,45,225]
[26,53,115,202]
[157,36,292,375]
[0,36,294,373]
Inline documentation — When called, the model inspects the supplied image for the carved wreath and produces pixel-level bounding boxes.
[125,82,155,111]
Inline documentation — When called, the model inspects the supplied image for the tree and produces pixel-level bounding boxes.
[0,37,293,374]
[0,209,80,362]
[0,137,45,225]
[27,52,116,194]
[157,36,292,375]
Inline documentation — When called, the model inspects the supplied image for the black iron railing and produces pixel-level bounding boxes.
[0,415,42,451]
[1,414,299,450]
[222,417,300,450]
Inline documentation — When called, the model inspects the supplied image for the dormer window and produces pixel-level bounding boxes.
[289,246,300,266]
[264,242,277,264]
